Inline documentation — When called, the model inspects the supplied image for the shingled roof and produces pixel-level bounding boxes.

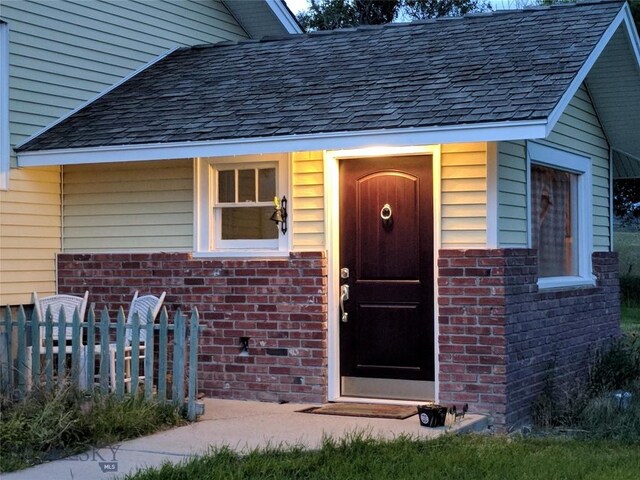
[17,1,627,153]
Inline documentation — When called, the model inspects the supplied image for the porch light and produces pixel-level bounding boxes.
[270,196,288,235]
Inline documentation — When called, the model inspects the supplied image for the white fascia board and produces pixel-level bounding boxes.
[15,47,180,150]
[17,119,547,167]
[546,5,633,135]
[0,21,9,190]
[266,0,303,34]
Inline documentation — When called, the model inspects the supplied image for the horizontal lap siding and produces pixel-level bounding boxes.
[537,85,611,251]
[497,141,528,247]
[440,143,487,248]
[292,151,325,250]
[63,160,193,252]
[0,167,61,304]
[0,0,247,303]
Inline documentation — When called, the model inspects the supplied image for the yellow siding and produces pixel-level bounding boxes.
[440,143,488,248]
[0,167,61,304]
[63,160,193,252]
[1,1,249,304]
[292,151,325,250]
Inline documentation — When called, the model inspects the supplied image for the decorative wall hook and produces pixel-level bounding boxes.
[270,196,288,234]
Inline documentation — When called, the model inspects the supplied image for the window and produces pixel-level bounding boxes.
[0,20,9,190]
[195,155,289,254]
[528,143,593,289]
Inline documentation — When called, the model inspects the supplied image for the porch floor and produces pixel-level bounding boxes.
[4,399,488,480]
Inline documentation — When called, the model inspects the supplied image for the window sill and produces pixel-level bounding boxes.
[537,276,596,290]
[193,250,290,259]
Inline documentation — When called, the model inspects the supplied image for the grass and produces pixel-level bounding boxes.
[124,434,640,480]
[615,231,640,277]
[622,306,640,334]
[0,386,185,472]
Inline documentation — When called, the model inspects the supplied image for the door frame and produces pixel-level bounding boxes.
[324,145,442,404]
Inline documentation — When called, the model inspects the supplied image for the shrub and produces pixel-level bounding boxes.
[620,276,640,308]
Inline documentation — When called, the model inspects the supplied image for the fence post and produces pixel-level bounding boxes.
[98,308,110,394]
[1,306,14,393]
[30,306,41,388]
[144,312,155,399]
[158,307,168,401]
[115,307,126,398]
[172,309,185,405]
[56,308,67,389]
[187,308,199,421]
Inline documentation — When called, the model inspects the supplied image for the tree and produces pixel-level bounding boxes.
[629,0,640,34]
[296,0,489,31]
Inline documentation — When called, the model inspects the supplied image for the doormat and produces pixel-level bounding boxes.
[298,403,417,419]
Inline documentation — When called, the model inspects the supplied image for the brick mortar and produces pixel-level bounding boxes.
[438,249,620,429]
[57,251,328,404]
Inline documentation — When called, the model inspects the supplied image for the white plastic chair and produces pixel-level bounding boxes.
[27,291,89,386]
[109,291,166,392]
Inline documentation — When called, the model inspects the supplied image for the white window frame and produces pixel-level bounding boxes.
[527,142,594,289]
[0,21,9,190]
[194,154,290,256]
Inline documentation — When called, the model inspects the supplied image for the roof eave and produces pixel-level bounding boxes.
[545,2,638,136]
[17,119,548,167]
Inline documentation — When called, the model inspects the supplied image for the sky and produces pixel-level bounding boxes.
[284,0,523,17]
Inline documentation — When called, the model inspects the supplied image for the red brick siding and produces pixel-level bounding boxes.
[438,249,620,428]
[57,252,328,403]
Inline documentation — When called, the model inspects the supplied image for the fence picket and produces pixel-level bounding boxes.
[29,307,40,388]
[144,314,154,398]
[130,312,140,394]
[98,308,110,394]
[115,307,126,398]
[56,308,67,388]
[16,306,27,396]
[187,308,199,421]
[71,309,81,386]
[172,310,185,405]
[158,308,168,401]
[85,307,96,390]
[44,306,54,392]
[2,307,13,392]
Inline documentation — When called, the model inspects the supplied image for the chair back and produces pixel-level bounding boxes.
[125,291,166,345]
[33,291,89,346]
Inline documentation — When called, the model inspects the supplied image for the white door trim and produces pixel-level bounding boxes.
[324,145,442,403]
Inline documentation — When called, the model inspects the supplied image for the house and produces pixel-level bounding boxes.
[0,0,301,305]
[9,1,640,428]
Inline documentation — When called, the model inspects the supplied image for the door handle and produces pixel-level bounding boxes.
[340,284,349,323]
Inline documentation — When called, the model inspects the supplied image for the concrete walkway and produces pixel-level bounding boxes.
[3,399,488,480]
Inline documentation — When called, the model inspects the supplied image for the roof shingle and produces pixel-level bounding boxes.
[17,1,625,152]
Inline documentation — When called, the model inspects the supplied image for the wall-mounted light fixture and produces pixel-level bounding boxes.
[270,196,288,235]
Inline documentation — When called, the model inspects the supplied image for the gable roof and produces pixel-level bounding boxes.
[15,1,640,165]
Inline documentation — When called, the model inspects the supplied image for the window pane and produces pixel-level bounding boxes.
[531,165,578,277]
[218,170,235,203]
[258,168,276,202]
[221,207,278,240]
[238,169,256,202]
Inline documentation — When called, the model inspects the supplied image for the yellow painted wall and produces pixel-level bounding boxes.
[440,142,488,248]
[292,151,324,250]
[0,167,60,304]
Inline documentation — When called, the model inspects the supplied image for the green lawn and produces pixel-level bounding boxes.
[615,231,640,277]
[126,435,640,480]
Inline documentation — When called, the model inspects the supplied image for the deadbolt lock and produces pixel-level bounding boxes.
[340,268,349,279]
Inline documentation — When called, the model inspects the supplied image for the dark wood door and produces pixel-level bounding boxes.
[340,155,434,381]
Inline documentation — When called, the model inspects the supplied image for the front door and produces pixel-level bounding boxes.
[339,155,434,400]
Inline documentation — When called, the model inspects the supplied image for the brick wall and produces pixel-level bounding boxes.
[57,252,328,403]
[438,249,620,429]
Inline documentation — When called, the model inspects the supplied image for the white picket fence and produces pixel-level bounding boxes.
[0,304,201,420]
